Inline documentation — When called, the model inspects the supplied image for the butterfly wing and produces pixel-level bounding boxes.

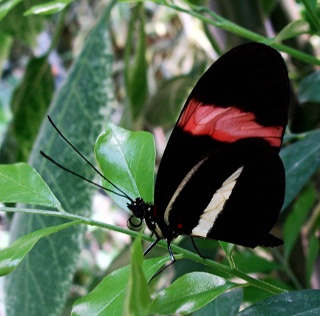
[154,43,289,247]
[164,139,285,248]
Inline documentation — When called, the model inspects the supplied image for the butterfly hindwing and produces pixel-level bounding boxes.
[161,139,285,248]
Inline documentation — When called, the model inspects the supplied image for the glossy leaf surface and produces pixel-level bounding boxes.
[0,221,79,276]
[149,272,238,315]
[238,289,320,315]
[24,0,73,16]
[123,238,151,316]
[5,2,116,315]
[281,131,320,210]
[72,256,168,316]
[95,123,155,210]
[0,163,60,208]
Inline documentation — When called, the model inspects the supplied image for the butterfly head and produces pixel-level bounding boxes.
[127,198,155,231]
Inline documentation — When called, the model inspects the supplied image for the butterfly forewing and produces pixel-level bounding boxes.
[153,43,289,247]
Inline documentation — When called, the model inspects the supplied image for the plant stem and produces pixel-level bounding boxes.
[301,0,320,33]
[152,0,320,65]
[1,206,287,295]
[170,243,287,295]
[202,22,222,55]
[46,7,68,56]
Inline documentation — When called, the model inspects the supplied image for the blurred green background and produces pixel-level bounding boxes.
[0,0,320,315]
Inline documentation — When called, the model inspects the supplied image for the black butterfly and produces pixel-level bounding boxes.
[43,42,290,263]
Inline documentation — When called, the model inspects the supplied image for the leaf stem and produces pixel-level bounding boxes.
[1,206,287,294]
[169,243,287,295]
[152,0,320,65]
[46,7,68,56]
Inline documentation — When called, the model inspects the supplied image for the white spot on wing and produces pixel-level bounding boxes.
[154,224,164,238]
[164,157,208,225]
[192,166,244,237]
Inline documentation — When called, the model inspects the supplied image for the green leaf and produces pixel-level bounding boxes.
[0,221,79,276]
[243,277,291,303]
[275,20,309,42]
[124,3,148,121]
[306,234,319,287]
[123,238,151,316]
[298,71,320,103]
[261,0,278,16]
[145,75,195,127]
[193,288,243,316]
[0,32,12,76]
[1,56,54,163]
[71,256,168,316]
[306,0,317,8]
[219,241,235,258]
[238,289,320,315]
[5,2,116,315]
[0,0,22,21]
[149,272,238,315]
[95,123,155,210]
[232,251,279,274]
[283,186,316,259]
[0,0,46,45]
[219,241,236,268]
[0,163,61,208]
[281,131,320,210]
[24,0,73,16]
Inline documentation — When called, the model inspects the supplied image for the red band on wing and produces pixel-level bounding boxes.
[178,99,284,147]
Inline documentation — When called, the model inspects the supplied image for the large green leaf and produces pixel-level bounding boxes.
[306,234,319,287]
[24,0,73,16]
[149,272,238,315]
[275,20,309,42]
[0,0,47,45]
[0,163,60,208]
[0,32,12,76]
[124,3,148,121]
[281,130,320,210]
[238,290,320,315]
[1,56,54,163]
[5,2,116,315]
[145,75,195,127]
[298,71,320,103]
[123,238,151,316]
[283,186,316,259]
[0,0,22,21]
[0,221,79,276]
[71,256,168,316]
[95,123,155,210]
[193,288,243,316]
[232,251,279,274]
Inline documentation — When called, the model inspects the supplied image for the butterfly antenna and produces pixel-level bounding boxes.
[40,151,130,199]
[43,116,134,203]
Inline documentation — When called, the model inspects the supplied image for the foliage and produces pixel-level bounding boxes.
[0,0,320,315]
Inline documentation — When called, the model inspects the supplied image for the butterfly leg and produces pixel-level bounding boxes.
[167,241,175,262]
[191,236,210,259]
[148,240,176,280]
[143,237,161,256]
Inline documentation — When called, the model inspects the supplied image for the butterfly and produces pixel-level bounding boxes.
[127,42,290,260]
[43,42,290,263]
